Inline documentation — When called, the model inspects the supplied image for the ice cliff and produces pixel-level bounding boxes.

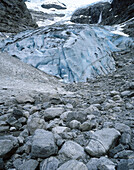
[0,24,133,83]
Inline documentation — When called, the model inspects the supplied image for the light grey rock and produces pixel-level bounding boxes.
[86,158,100,170]
[40,157,60,170]
[98,157,115,170]
[110,91,119,96]
[31,129,58,158]
[57,160,88,170]
[0,126,9,132]
[114,150,134,159]
[69,120,81,129]
[59,140,85,160]
[44,107,64,120]
[80,121,91,131]
[27,115,46,134]
[60,111,70,121]
[18,159,39,170]
[121,91,131,97]
[52,126,70,134]
[115,123,131,133]
[120,132,131,145]
[85,128,120,156]
[0,136,18,157]
[16,94,35,104]
[0,140,14,157]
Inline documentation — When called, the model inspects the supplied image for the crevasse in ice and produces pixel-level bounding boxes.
[1,24,133,82]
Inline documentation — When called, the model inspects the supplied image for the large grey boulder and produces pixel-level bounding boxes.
[85,128,120,156]
[31,129,58,158]
[57,160,88,170]
[59,140,85,160]
[44,107,64,120]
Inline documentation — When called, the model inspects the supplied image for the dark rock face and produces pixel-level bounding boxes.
[0,0,37,33]
[41,3,67,10]
[71,0,134,26]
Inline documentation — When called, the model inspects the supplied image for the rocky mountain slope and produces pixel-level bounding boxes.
[0,0,134,170]
[71,0,134,36]
[0,0,37,33]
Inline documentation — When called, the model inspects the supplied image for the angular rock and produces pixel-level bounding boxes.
[18,159,39,170]
[69,120,81,129]
[57,160,88,170]
[114,150,134,159]
[120,132,131,145]
[80,121,92,131]
[40,157,60,170]
[59,140,85,160]
[31,129,58,158]
[52,126,70,135]
[0,136,18,158]
[85,128,120,156]
[115,123,131,133]
[98,157,115,170]
[16,94,35,104]
[86,158,100,170]
[27,115,46,135]
[44,107,64,120]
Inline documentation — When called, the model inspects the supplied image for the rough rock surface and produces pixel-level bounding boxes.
[71,0,134,25]
[57,160,88,170]
[0,0,134,169]
[31,129,58,158]
[85,128,120,156]
[0,0,37,33]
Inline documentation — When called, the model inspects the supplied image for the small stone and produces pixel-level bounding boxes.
[121,91,131,97]
[27,115,46,135]
[18,159,39,170]
[69,120,81,129]
[60,111,70,121]
[86,158,100,170]
[112,95,121,101]
[57,160,88,170]
[114,150,133,159]
[59,140,85,160]
[40,157,60,170]
[115,123,131,133]
[80,121,91,131]
[10,127,16,131]
[0,126,9,132]
[52,126,70,134]
[66,103,73,109]
[110,91,119,96]
[31,129,58,158]
[120,132,131,145]
[109,144,125,157]
[13,109,23,119]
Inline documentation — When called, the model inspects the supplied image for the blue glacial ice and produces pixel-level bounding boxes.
[0,24,133,83]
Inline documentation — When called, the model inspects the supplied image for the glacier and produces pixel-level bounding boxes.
[0,24,133,83]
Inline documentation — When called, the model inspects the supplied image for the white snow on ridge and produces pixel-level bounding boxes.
[25,0,113,26]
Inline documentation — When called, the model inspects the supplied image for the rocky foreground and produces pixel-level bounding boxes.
[0,47,134,169]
